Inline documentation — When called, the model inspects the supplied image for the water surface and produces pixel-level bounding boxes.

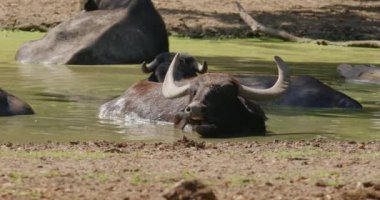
[0,31,379,143]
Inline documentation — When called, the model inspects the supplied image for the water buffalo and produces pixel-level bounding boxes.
[0,89,34,116]
[99,54,290,137]
[16,0,168,65]
[338,64,380,83]
[141,52,207,82]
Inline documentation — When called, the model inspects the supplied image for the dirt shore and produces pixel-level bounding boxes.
[0,138,379,199]
[1,0,379,39]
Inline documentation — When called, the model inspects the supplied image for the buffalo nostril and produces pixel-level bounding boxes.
[185,106,191,113]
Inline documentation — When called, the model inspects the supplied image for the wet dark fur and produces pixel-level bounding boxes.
[144,52,205,82]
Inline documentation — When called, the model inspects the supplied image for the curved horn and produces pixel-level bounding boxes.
[195,61,208,74]
[162,53,191,98]
[141,58,159,73]
[239,56,290,101]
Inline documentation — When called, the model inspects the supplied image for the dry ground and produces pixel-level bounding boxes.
[0,0,379,39]
[0,138,380,200]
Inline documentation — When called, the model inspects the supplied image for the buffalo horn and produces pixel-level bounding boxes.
[196,61,208,74]
[162,53,191,98]
[141,58,159,73]
[239,56,290,101]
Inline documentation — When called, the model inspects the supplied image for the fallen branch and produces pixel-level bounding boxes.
[235,1,380,48]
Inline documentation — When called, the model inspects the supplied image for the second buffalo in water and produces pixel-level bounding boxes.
[16,0,168,65]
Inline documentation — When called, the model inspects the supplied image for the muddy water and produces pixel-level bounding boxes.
[0,31,379,143]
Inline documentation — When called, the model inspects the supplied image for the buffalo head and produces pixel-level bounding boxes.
[141,52,207,82]
[161,54,290,137]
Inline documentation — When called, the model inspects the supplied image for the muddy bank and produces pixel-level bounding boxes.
[0,138,379,199]
[1,0,379,39]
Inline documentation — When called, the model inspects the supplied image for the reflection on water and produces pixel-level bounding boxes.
[0,35,379,143]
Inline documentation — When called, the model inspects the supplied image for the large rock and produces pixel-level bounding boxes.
[16,0,168,65]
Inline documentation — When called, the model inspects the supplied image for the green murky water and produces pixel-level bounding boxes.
[0,30,379,143]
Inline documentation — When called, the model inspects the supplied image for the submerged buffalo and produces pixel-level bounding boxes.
[16,0,168,65]
[338,64,380,83]
[142,53,361,109]
[142,52,207,82]
[0,89,34,116]
[99,54,290,137]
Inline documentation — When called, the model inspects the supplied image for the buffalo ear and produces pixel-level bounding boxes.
[237,96,267,121]
[196,61,208,74]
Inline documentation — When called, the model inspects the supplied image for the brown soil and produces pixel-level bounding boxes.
[0,138,380,199]
[1,0,379,39]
